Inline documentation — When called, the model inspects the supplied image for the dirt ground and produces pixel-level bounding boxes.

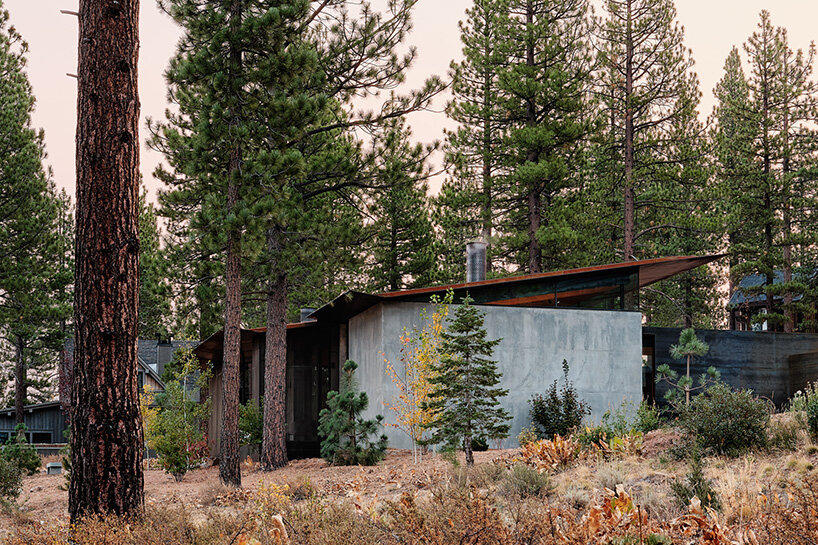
[0,448,505,534]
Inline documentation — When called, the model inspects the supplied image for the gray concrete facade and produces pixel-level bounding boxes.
[350,301,643,449]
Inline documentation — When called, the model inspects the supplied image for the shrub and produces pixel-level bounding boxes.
[679,382,769,456]
[517,426,538,446]
[2,424,40,475]
[670,449,720,511]
[635,401,662,433]
[497,463,551,499]
[318,360,388,465]
[529,360,590,438]
[239,400,263,446]
[0,455,22,503]
[142,350,212,481]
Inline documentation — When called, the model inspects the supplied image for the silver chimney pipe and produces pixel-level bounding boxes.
[466,241,488,283]
[300,308,317,322]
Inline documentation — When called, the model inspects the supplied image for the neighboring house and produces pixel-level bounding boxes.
[195,254,720,458]
[728,271,814,332]
[0,338,197,452]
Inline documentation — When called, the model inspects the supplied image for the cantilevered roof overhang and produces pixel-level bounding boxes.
[194,255,724,358]
[308,255,724,322]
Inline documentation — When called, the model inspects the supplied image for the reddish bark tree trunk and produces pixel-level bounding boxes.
[623,0,635,262]
[70,0,143,521]
[218,0,244,488]
[14,336,24,425]
[220,160,243,487]
[261,230,288,470]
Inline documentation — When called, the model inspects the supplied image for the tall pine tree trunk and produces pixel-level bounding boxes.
[70,0,143,520]
[221,155,243,487]
[481,61,493,266]
[262,228,288,470]
[219,0,244,488]
[14,336,24,425]
[525,1,542,274]
[782,89,794,333]
[623,0,635,262]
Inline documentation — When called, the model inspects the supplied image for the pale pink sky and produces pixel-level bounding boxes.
[5,1,818,202]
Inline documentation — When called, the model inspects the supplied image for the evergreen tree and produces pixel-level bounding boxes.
[317,360,387,466]
[366,117,436,292]
[0,7,72,422]
[151,0,322,486]
[436,0,507,281]
[711,47,757,330]
[422,295,510,466]
[726,12,818,332]
[494,0,596,273]
[594,0,701,263]
[71,0,143,520]
[138,189,171,339]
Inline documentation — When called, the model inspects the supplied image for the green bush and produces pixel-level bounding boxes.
[529,360,590,438]
[679,383,769,456]
[0,455,22,503]
[670,449,720,511]
[318,360,387,466]
[635,401,662,433]
[239,400,263,446]
[2,424,40,475]
[798,383,818,439]
[143,349,212,481]
[497,464,551,499]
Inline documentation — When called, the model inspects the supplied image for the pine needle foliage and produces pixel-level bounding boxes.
[422,295,510,465]
[318,360,388,466]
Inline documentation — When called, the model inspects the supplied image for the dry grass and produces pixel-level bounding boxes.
[6,430,818,544]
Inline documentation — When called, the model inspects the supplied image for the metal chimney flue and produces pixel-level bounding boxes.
[466,241,487,283]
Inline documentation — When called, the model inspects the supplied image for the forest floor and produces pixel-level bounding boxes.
[3,429,818,543]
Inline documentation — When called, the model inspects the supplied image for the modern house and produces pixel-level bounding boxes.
[196,253,720,458]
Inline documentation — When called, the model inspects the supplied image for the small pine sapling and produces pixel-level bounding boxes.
[421,295,511,465]
[656,328,719,407]
[318,360,388,466]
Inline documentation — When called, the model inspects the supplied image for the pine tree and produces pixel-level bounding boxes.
[138,189,171,339]
[0,6,71,421]
[317,360,387,466]
[595,0,700,263]
[726,12,818,332]
[151,0,322,486]
[366,117,436,292]
[711,47,757,329]
[422,295,510,465]
[494,0,596,273]
[436,0,507,281]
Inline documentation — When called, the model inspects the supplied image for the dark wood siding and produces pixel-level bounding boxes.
[645,327,818,407]
[0,404,68,444]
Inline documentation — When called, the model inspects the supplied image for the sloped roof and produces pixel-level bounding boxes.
[308,254,723,322]
[728,271,806,307]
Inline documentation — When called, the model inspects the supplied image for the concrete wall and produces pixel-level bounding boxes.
[350,302,643,449]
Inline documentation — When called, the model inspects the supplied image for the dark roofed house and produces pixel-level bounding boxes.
[728,270,813,332]
[0,338,199,455]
